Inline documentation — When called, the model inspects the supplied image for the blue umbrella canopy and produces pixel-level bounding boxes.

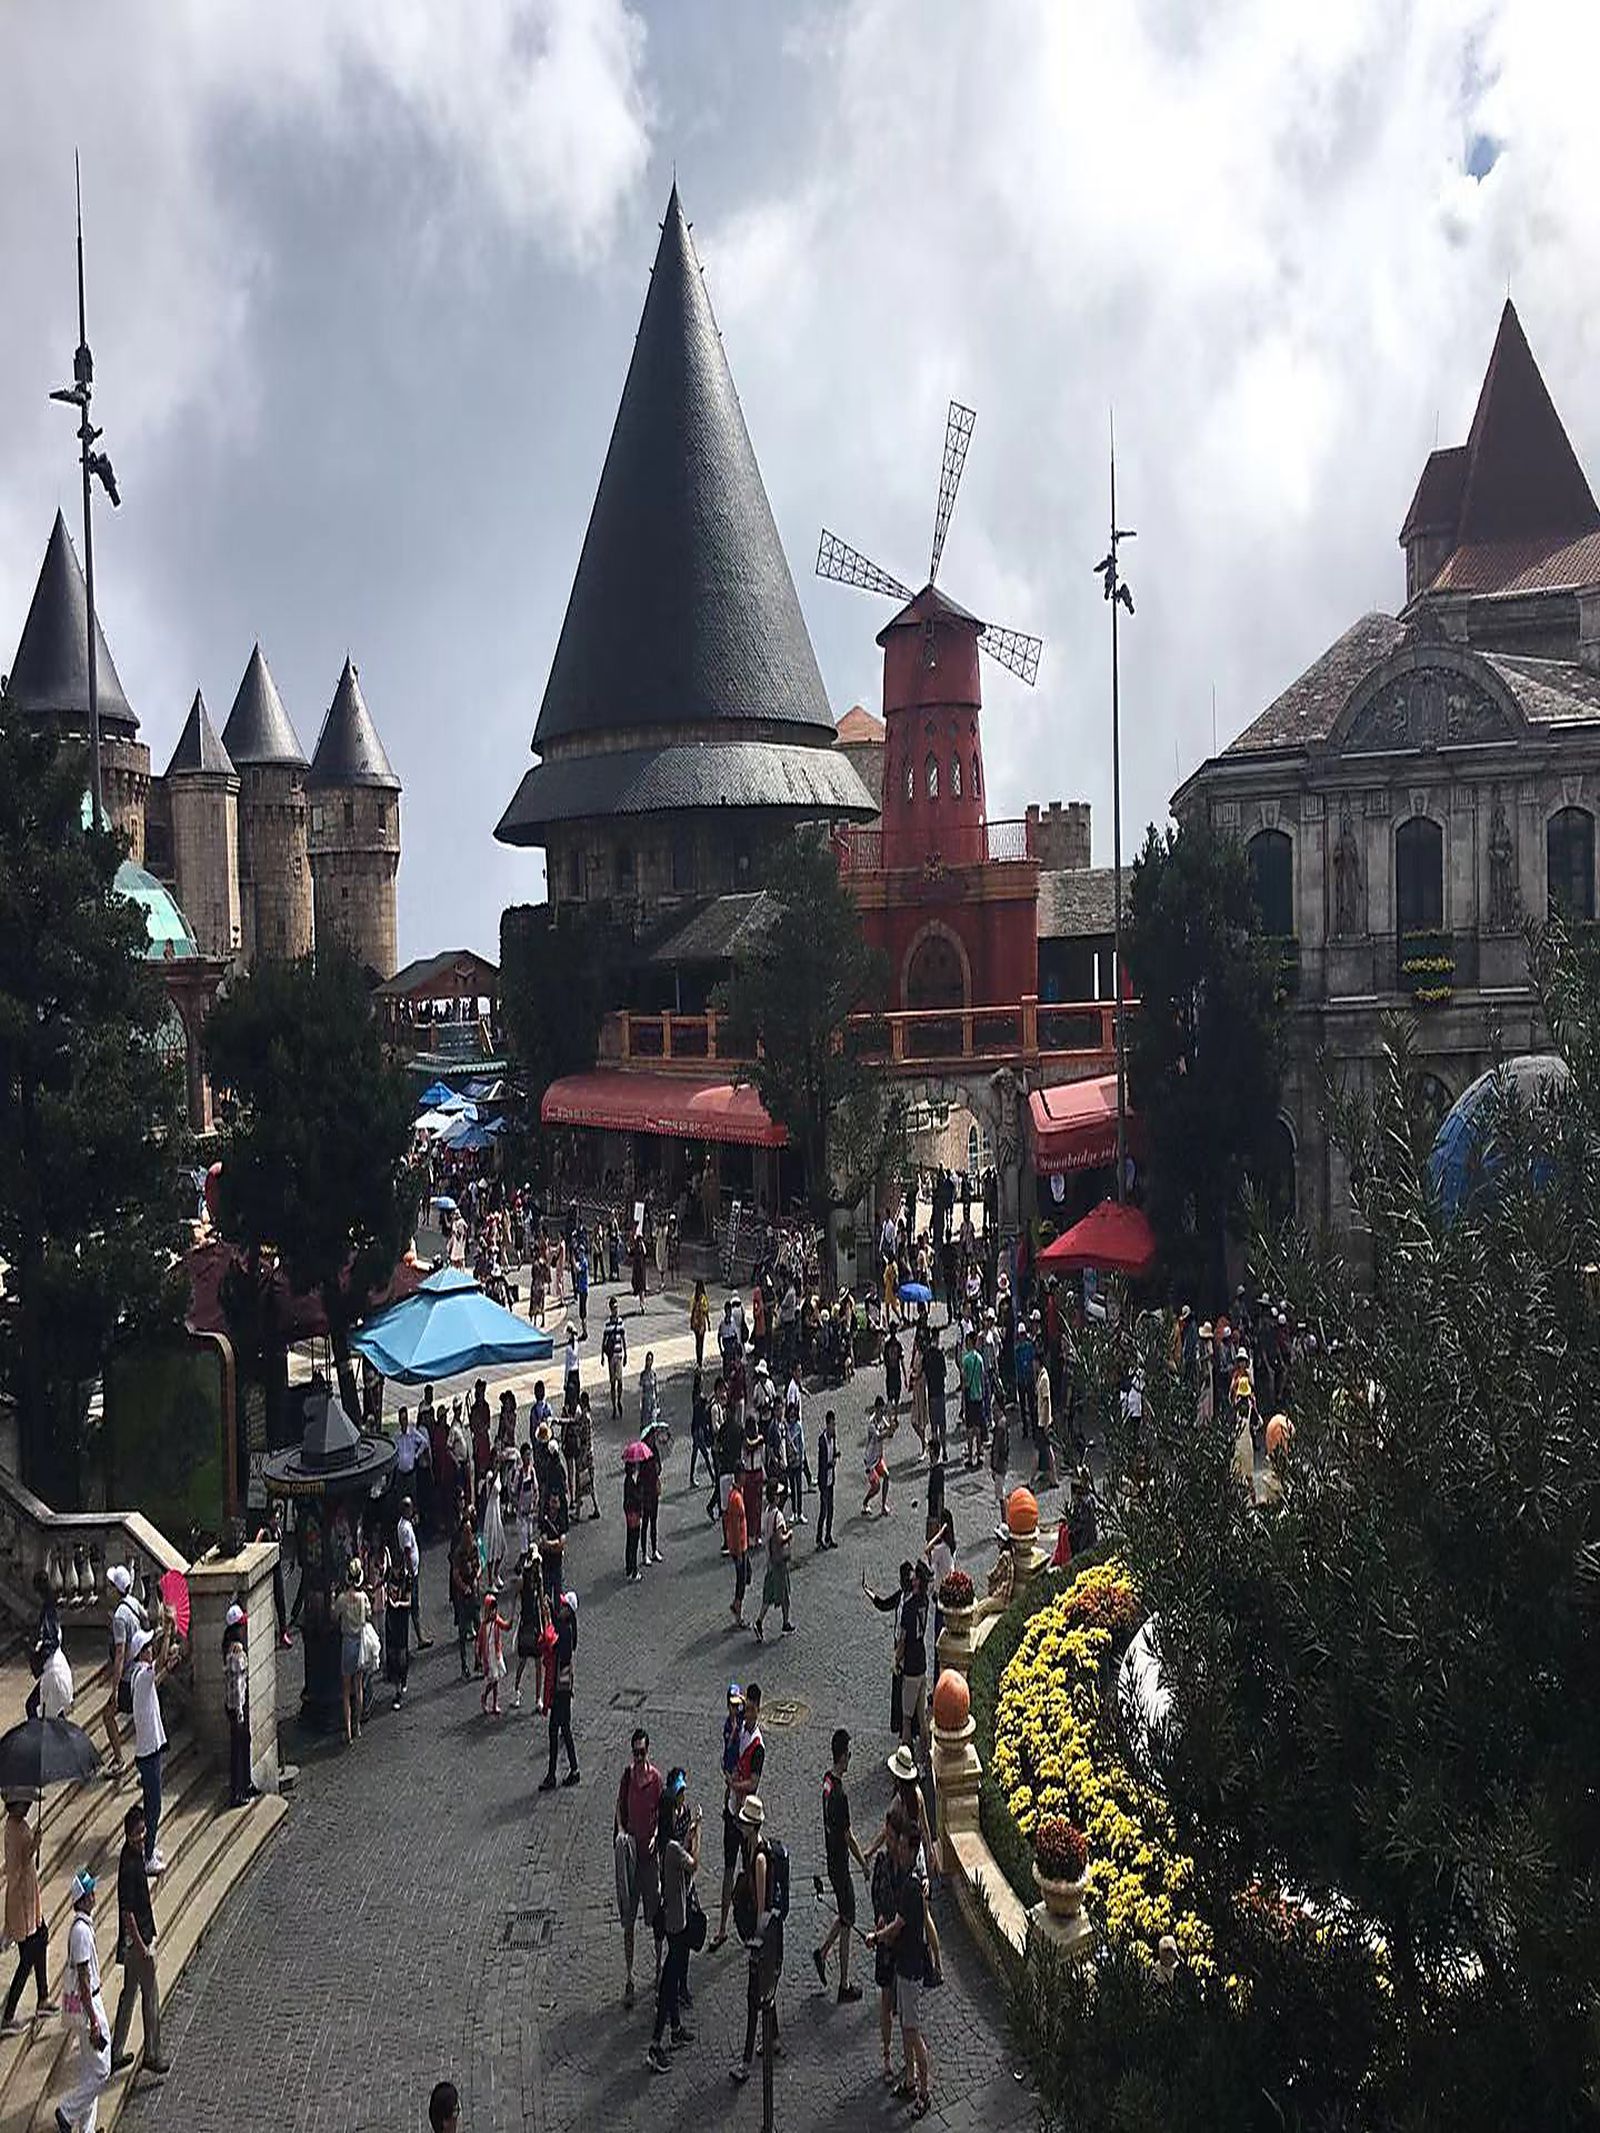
[897,1280,933,1304]
[419,1081,457,1110]
[440,1119,494,1153]
[350,1267,555,1385]
[1427,1053,1569,1219]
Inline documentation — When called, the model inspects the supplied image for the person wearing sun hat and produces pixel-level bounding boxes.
[729,1791,784,2086]
[53,1867,109,2131]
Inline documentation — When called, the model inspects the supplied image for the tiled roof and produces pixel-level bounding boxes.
[309,657,400,790]
[836,704,884,743]
[1478,653,1600,726]
[1399,445,1467,542]
[497,737,876,844]
[1224,613,1405,754]
[221,644,308,768]
[527,186,833,754]
[644,892,778,965]
[165,688,235,777]
[375,948,498,999]
[1037,866,1116,938]
[3,510,138,735]
[1426,529,1600,597]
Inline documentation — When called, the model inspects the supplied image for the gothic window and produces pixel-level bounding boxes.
[906,763,915,804]
[1246,828,1294,937]
[951,755,962,798]
[905,930,966,1009]
[1547,806,1595,921]
[1396,816,1444,933]
[972,753,981,797]
[925,753,939,801]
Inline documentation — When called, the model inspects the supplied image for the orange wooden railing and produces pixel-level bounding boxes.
[596,997,1121,1073]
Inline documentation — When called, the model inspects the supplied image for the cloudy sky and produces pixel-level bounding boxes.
[2,1,1596,962]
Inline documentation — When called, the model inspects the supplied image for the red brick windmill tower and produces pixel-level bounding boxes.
[818,404,1043,1012]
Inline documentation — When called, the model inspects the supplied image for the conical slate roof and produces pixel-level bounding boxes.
[530,184,833,750]
[2,509,138,735]
[220,642,307,768]
[165,688,236,778]
[309,657,400,790]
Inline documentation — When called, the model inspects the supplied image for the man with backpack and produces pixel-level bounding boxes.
[812,1728,868,2001]
[728,1792,788,2086]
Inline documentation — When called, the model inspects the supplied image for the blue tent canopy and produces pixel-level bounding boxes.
[1427,1053,1569,1219]
[418,1081,457,1110]
[350,1266,554,1385]
[440,1118,494,1152]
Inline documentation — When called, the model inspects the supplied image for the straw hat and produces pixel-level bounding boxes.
[737,1792,765,1828]
[886,1744,919,1782]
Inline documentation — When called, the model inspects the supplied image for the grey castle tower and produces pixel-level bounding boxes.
[2,511,151,858]
[307,656,401,978]
[220,643,314,964]
[163,689,242,961]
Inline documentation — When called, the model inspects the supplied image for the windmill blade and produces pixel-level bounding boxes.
[930,401,976,583]
[978,624,1043,688]
[816,529,912,600]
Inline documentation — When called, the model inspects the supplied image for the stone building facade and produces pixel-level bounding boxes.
[307,658,402,979]
[1174,301,1600,1234]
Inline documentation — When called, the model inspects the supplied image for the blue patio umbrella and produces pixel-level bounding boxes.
[440,1118,494,1153]
[438,1092,476,1115]
[419,1081,457,1110]
[351,1267,555,1384]
[1427,1053,1569,1219]
[897,1280,933,1305]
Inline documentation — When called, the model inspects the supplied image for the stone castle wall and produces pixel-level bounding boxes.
[1025,800,1091,870]
[237,764,313,963]
[169,775,243,961]
[103,735,150,866]
[308,785,400,978]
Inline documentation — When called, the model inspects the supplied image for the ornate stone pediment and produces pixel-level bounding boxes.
[1341,663,1515,753]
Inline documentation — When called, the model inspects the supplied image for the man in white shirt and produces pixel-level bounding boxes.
[395,1496,431,1651]
[127,1631,169,1877]
[54,1868,109,2132]
[101,1566,144,1774]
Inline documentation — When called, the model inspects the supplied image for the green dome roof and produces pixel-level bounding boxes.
[115,859,199,961]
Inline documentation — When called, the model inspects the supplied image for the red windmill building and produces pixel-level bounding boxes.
[819,402,1043,1014]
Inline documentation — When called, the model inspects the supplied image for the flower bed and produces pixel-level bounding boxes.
[938,1567,975,1609]
[985,1556,1214,1975]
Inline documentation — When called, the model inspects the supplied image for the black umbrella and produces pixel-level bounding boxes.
[0,1716,102,1796]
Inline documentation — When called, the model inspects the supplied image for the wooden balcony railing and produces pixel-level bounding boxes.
[834,816,1037,875]
[597,997,1121,1073]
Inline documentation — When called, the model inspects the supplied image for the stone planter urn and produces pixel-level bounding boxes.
[1033,1860,1089,1919]
[936,1600,977,1678]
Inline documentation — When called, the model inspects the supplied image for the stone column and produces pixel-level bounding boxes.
[929,1670,983,1872]
[187,1539,281,1794]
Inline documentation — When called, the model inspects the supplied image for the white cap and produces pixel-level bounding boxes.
[225,1604,246,1628]
[107,1565,133,1596]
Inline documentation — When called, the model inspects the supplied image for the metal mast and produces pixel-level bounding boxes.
[1096,419,1135,1203]
[50,155,121,826]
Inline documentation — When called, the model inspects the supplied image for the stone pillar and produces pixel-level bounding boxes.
[187,1539,282,1795]
[930,1670,983,1872]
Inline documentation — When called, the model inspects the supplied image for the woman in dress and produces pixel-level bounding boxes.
[689,1278,711,1374]
[384,1549,412,1710]
[639,1351,660,1437]
[334,1559,371,1746]
[479,1463,507,1593]
[477,1591,511,1717]
[512,1547,547,1712]
[450,1512,480,1680]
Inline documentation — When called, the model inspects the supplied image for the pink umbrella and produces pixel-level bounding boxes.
[622,1441,651,1464]
[158,1568,191,1639]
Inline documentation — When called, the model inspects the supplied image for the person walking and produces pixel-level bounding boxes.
[640,1415,664,1566]
[783,1370,806,1524]
[511,1547,548,1713]
[711,1682,763,1950]
[222,1606,253,1806]
[55,1869,111,2132]
[602,1298,629,1423]
[896,1563,931,1752]
[630,1228,648,1315]
[395,1495,431,1651]
[562,1324,582,1418]
[335,1560,371,1745]
[477,1592,511,1717]
[384,1550,413,1711]
[866,1814,932,2115]
[1,1793,56,2036]
[101,1564,145,1777]
[613,1727,664,2009]
[815,1409,838,1550]
[127,1625,171,1875]
[539,1589,580,1791]
[25,1569,61,1721]
[812,1729,867,2001]
[689,1279,711,1375]
[883,1325,904,1429]
[449,1513,480,1681]
[573,1238,590,1338]
[724,1475,750,1626]
[753,1481,793,1642]
[862,1396,893,1519]
[108,1804,167,2079]
[728,1794,784,2086]
[646,1770,700,2071]
[624,1457,644,1583]
[869,1809,905,2086]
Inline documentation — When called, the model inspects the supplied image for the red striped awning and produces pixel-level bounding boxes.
[1028,1074,1126,1176]
[540,1071,788,1149]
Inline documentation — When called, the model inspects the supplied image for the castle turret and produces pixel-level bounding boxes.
[307,657,401,978]
[2,510,150,858]
[219,643,313,963]
[163,689,242,961]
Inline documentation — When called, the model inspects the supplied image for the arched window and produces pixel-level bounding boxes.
[972,752,981,796]
[1547,806,1595,921]
[951,755,963,798]
[925,753,939,801]
[1247,828,1294,937]
[1396,816,1444,933]
[905,931,966,1009]
[905,762,915,803]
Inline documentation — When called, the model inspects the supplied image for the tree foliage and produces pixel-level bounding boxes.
[714,833,893,1218]
[0,720,186,1505]
[1062,928,1600,2128]
[203,944,420,1415]
[1124,818,1287,1298]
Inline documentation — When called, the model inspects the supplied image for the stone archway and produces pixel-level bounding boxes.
[902,921,971,1011]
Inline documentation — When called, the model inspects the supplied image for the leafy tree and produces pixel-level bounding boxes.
[714,832,894,1226]
[0,720,186,1505]
[1124,818,1287,1299]
[1068,928,1600,2127]
[203,944,420,1417]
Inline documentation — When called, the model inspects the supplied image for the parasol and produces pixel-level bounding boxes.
[158,1568,191,1639]
[0,1716,101,1795]
[622,1441,651,1464]
[897,1281,932,1305]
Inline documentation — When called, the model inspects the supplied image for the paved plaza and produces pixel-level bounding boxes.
[126,1276,1038,2133]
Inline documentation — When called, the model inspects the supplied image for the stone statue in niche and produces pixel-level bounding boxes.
[1332,801,1363,936]
[1487,794,1517,932]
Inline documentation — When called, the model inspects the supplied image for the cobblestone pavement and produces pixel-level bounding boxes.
[127,1289,1040,2133]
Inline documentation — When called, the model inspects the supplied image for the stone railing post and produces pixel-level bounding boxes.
[187,1539,282,1795]
[930,1670,983,1872]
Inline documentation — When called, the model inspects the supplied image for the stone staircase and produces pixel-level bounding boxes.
[0,1626,286,2131]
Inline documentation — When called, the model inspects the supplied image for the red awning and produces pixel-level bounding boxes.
[541,1071,788,1149]
[1029,1075,1125,1176]
[1038,1198,1157,1277]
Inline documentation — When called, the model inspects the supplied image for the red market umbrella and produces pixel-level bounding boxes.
[158,1568,191,1639]
[1038,1198,1158,1279]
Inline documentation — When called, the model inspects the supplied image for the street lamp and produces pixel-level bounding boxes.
[1095,420,1135,1205]
[49,155,121,828]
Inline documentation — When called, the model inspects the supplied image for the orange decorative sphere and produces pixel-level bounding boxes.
[1005,1486,1039,1538]
[932,1668,970,1732]
[1265,1414,1294,1456]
